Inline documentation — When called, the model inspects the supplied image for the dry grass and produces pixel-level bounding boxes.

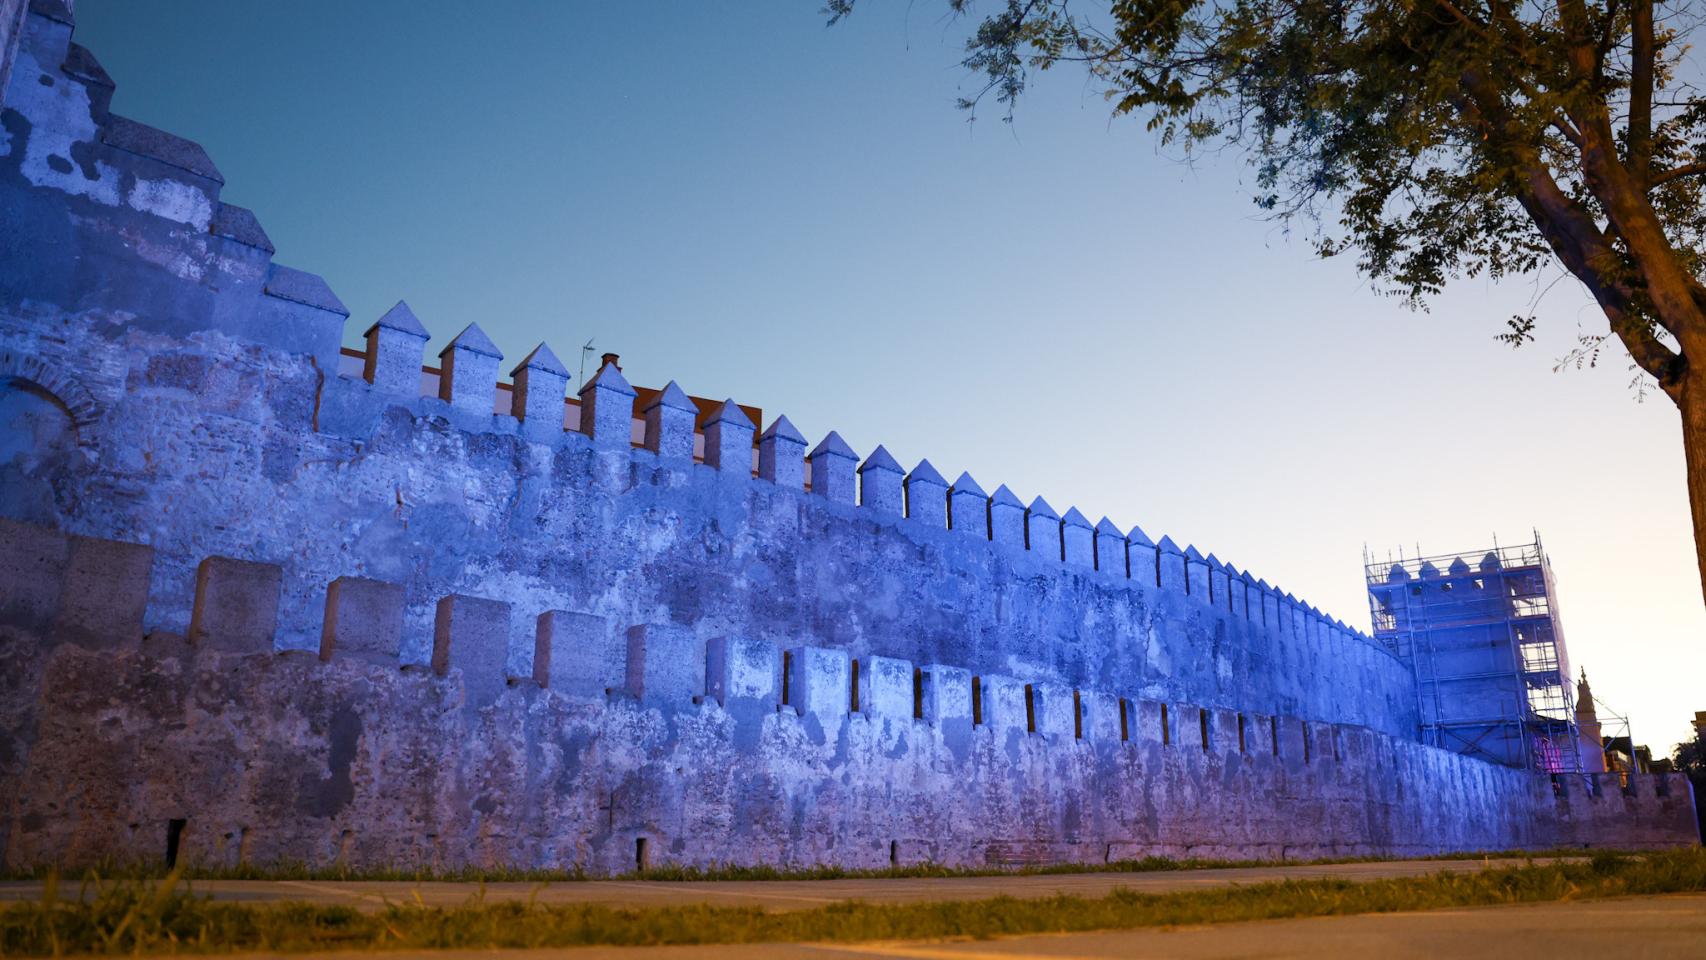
[1,849,1701,955]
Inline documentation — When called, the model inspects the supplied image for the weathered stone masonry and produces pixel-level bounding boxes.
[0,0,1697,872]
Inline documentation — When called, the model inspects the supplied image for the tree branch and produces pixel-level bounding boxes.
[1630,0,1656,185]
[1648,161,1706,190]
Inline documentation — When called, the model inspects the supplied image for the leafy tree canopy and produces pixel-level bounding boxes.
[830,0,1706,600]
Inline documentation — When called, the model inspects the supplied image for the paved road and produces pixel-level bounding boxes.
[122,893,1705,959]
[0,857,1568,913]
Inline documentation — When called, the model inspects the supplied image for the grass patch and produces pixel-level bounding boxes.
[0,846,1603,884]
[2,849,1702,955]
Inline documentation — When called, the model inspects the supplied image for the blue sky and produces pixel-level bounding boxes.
[76,0,1703,748]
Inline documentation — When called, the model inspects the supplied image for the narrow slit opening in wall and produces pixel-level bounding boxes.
[1331,730,1341,761]
[912,667,924,720]
[971,676,983,726]
[850,658,861,713]
[1302,721,1312,763]
[1237,714,1247,754]
[1270,717,1280,756]
[1024,685,1036,733]
[1160,704,1170,745]
[781,651,792,707]
[165,818,186,868]
[1073,691,1083,739]
[1119,699,1129,742]
[889,840,898,867]
[636,837,649,873]
[1199,709,1210,752]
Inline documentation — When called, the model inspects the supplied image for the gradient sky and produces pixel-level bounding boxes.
[74,0,1704,749]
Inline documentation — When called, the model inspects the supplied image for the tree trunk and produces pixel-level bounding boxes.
[1683,371,1706,606]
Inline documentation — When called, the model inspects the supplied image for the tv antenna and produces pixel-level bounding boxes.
[577,338,596,387]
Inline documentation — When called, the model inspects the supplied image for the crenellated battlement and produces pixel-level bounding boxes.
[2,517,1694,871]
[317,303,1391,660]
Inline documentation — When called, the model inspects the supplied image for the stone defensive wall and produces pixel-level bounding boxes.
[3,516,1696,871]
[0,0,1698,870]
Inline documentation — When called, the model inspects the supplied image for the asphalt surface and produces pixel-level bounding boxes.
[0,857,1568,913]
[35,893,1705,959]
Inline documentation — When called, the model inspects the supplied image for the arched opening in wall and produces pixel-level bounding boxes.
[0,375,81,523]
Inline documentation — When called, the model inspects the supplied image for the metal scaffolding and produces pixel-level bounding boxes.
[1364,534,1583,773]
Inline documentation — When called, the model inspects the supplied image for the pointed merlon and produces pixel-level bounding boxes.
[810,430,858,460]
[1241,568,1259,584]
[580,358,635,396]
[1095,517,1123,537]
[511,341,568,378]
[1447,556,1471,575]
[808,431,859,503]
[1479,551,1503,572]
[643,379,696,413]
[950,472,987,498]
[907,459,947,487]
[988,483,1026,546]
[1156,535,1182,554]
[1184,544,1207,562]
[760,414,806,444]
[704,398,751,427]
[510,342,571,432]
[367,299,430,339]
[859,444,904,475]
[1417,561,1440,578]
[1206,552,1223,568]
[642,381,697,459]
[1126,523,1155,547]
[1386,563,1411,582]
[857,444,905,515]
[1061,507,1094,566]
[702,398,757,472]
[440,322,502,360]
[210,203,274,254]
[1257,578,1272,590]
[263,264,348,317]
[1027,496,1059,520]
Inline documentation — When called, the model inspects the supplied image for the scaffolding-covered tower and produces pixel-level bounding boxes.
[1365,536,1583,772]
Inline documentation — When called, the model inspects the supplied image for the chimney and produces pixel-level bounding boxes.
[601,352,621,372]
